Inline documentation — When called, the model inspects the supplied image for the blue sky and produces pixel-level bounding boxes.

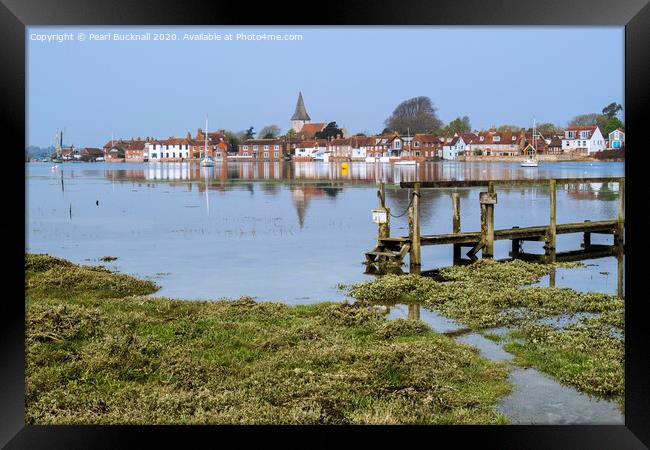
[27,26,624,147]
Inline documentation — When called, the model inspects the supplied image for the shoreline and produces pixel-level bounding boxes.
[25,254,624,424]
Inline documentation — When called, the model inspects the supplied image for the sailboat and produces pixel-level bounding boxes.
[521,118,539,167]
[51,130,63,163]
[200,115,215,167]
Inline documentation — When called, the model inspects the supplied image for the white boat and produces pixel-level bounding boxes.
[200,115,215,167]
[95,156,105,162]
[521,117,540,168]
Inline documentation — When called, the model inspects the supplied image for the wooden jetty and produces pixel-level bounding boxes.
[365,177,625,270]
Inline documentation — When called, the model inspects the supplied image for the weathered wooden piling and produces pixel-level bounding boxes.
[377,183,390,241]
[409,183,421,268]
[479,182,496,258]
[452,192,461,259]
[545,179,557,259]
[408,303,421,320]
[616,177,625,245]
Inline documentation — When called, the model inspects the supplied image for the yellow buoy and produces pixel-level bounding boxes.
[341,162,348,170]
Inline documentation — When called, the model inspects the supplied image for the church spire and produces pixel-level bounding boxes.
[291,91,311,121]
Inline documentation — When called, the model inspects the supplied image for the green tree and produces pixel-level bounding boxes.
[384,96,443,135]
[244,127,256,139]
[602,102,623,119]
[444,116,471,135]
[315,122,344,139]
[381,127,392,135]
[602,117,624,135]
[285,129,298,140]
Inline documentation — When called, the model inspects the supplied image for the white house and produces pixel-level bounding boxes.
[146,138,193,161]
[561,126,606,155]
[294,140,328,159]
[442,136,467,160]
[608,128,625,149]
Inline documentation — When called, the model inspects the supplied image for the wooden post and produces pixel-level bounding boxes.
[511,239,520,257]
[377,183,390,241]
[408,303,421,320]
[617,243,624,298]
[546,179,557,259]
[452,192,461,260]
[616,178,625,245]
[483,182,495,258]
[583,232,591,249]
[410,183,421,269]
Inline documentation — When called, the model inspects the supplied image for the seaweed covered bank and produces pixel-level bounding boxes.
[26,254,511,424]
[346,259,625,407]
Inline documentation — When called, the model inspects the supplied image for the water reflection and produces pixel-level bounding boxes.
[26,161,623,301]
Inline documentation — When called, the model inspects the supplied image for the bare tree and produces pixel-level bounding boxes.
[384,96,443,134]
[259,125,281,139]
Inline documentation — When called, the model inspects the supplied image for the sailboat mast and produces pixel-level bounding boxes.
[204,115,208,158]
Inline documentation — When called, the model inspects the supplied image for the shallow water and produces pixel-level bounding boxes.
[387,303,624,424]
[26,160,624,302]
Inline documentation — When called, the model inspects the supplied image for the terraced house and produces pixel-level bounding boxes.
[238,139,285,160]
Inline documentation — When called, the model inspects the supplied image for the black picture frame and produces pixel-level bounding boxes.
[4,0,649,447]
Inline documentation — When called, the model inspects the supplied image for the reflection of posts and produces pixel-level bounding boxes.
[549,267,556,288]
[452,192,461,260]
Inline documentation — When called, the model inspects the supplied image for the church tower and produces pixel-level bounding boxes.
[291,91,311,133]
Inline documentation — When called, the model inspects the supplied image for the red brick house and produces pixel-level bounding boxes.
[238,139,286,160]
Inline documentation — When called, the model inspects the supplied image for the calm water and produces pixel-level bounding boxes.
[26,161,624,302]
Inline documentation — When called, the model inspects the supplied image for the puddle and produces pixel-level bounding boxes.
[384,303,624,424]
[500,368,623,424]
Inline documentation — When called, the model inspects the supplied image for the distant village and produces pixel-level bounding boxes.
[44,92,625,163]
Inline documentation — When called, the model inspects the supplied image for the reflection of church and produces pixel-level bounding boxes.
[290,185,326,228]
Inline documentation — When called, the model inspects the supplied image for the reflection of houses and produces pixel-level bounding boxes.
[561,126,606,155]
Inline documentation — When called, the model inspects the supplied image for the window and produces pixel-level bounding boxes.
[253,145,258,150]
[253,153,257,158]
[274,152,279,158]
[243,145,248,150]
[415,151,420,156]
[264,152,269,158]
[166,153,169,158]
[480,136,484,141]
[243,152,248,156]
[151,153,157,159]
[274,145,279,150]
[414,141,420,148]
[493,136,500,142]
[172,152,176,158]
